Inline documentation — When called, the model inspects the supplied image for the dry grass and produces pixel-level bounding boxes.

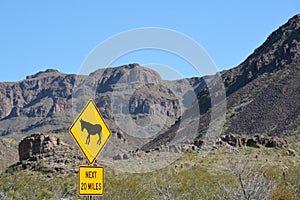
[0,135,299,199]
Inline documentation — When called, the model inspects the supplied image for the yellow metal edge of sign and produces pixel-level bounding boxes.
[78,165,104,196]
[68,99,112,165]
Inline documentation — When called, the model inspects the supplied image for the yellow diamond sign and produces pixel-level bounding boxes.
[69,99,111,164]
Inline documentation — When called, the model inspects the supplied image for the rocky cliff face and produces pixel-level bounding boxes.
[91,64,183,121]
[0,69,77,135]
[197,14,300,137]
[0,69,74,119]
[221,14,300,136]
[142,14,300,150]
[222,14,300,96]
[0,64,200,145]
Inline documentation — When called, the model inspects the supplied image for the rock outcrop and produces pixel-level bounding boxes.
[9,133,84,174]
[0,63,199,138]
[18,133,67,161]
[219,133,288,148]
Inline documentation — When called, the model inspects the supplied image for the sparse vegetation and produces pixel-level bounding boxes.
[0,143,299,199]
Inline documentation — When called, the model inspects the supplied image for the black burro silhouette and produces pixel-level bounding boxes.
[80,119,102,145]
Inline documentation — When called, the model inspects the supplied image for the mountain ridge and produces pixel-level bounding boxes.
[142,14,300,150]
[0,14,299,152]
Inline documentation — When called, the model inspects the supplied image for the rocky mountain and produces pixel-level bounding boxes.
[222,14,300,136]
[0,63,204,152]
[142,14,300,150]
[0,15,299,156]
[0,69,74,135]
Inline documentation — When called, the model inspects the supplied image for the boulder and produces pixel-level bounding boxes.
[113,154,122,160]
[263,136,288,148]
[123,154,129,160]
[18,133,65,161]
[246,138,260,148]
[193,139,204,148]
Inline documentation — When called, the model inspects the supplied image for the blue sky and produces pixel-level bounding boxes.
[0,1,298,81]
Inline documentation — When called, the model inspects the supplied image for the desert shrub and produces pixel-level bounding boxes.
[270,188,299,200]
[218,160,275,200]
[103,171,152,200]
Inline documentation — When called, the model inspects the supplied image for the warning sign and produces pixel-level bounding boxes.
[79,166,104,196]
[69,99,112,164]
